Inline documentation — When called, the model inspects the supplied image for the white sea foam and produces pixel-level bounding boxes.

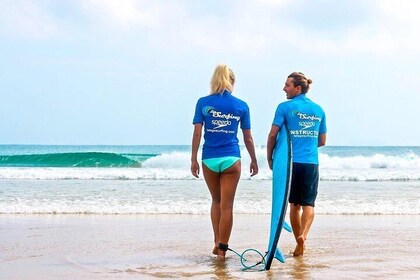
[141,152,191,168]
[319,152,420,169]
[1,195,418,215]
[1,167,417,181]
[1,179,419,215]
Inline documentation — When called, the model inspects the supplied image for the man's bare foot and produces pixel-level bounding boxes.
[212,246,218,255]
[293,236,305,257]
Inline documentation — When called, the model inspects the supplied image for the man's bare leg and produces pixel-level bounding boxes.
[291,205,315,256]
[289,203,302,240]
[290,203,303,256]
[300,206,315,241]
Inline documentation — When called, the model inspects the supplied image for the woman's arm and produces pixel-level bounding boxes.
[191,123,202,178]
[242,129,258,176]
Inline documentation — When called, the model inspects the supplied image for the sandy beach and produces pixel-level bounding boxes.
[1,214,419,279]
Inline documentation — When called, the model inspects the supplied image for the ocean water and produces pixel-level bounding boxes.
[0,145,419,215]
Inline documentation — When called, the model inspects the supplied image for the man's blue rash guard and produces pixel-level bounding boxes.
[273,94,327,164]
[193,90,251,160]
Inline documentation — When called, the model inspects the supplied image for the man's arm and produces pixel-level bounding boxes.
[267,125,280,170]
[318,133,326,147]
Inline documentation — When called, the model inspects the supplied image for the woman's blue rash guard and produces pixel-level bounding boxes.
[193,90,251,160]
[273,94,327,164]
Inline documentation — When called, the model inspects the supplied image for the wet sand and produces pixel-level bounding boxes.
[1,214,419,279]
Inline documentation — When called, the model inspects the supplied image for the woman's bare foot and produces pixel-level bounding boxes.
[216,250,226,261]
[212,246,218,255]
[293,236,305,257]
[216,243,228,261]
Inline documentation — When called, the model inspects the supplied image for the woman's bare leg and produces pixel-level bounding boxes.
[218,161,241,259]
[202,164,221,254]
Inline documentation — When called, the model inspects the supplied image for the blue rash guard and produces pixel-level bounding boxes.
[273,94,327,164]
[193,90,251,160]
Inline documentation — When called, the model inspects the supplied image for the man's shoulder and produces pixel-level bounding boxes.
[278,99,293,106]
[311,102,325,114]
[273,100,291,115]
[304,97,325,113]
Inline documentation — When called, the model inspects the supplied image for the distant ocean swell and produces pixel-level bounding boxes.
[0,150,419,181]
[0,152,155,167]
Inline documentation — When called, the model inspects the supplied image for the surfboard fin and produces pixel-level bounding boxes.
[274,248,286,263]
[282,222,292,233]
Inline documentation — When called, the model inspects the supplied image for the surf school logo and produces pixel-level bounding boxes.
[203,106,216,116]
[299,121,315,130]
[291,111,321,122]
[202,106,240,132]
[202,106,241,121]
[212,119,231,129]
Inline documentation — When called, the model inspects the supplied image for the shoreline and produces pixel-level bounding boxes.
[1,214,419,279]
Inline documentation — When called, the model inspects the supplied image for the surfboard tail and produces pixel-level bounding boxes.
[274,248,286,263]
[283,222,292,233]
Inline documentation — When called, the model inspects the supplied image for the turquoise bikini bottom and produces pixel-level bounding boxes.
[202,156,240,173]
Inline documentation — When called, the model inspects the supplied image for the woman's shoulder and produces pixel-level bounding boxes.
[229,94,248,107]
[196,94,213,103]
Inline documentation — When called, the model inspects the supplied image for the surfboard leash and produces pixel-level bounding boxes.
[226,247,267,271]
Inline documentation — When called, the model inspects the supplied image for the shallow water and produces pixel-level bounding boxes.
[1,179,419,215]
[1,214,419,279]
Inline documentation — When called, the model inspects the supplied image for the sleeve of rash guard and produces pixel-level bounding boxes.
[240,102,251,129]
[192,99,203,124]
[272,104,285,128]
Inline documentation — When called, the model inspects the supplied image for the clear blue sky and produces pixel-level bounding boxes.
[1,0,419,145]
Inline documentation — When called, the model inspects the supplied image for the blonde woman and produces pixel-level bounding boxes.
[191,64,258,260]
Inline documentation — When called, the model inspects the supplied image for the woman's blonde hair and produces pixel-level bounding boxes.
[210,64,235,94]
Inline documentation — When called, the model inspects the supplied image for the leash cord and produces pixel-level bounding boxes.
[227,248,267,271]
